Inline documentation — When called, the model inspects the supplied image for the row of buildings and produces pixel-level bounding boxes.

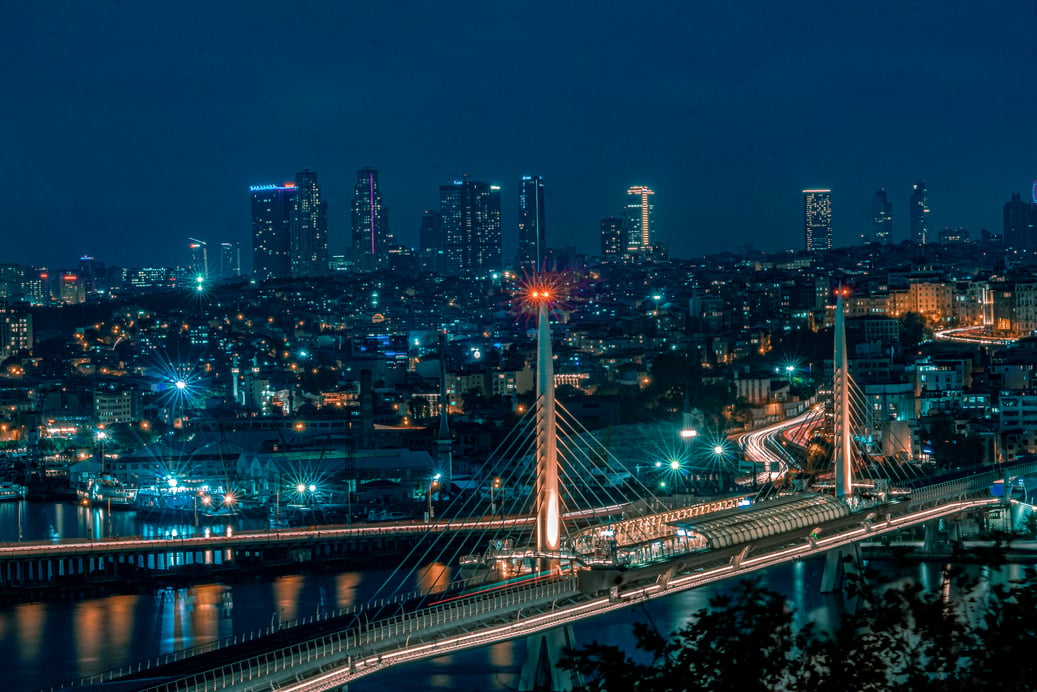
[249,171,660,280]
[3,236,1037,498]
[802,182,1037,252]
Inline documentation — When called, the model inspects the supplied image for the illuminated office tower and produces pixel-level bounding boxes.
[600,216,624,260]
[910,180,930,244]
[251,182,297,280]
[624,185,655,252]
[219,242,241,279]
[188,238,208,278]
[0,300,32,358]
[440,177,502,275]
[803,189,832,252]
[290,169,327,277]
[517,175,546,273]
[351,167,389,270]
[872,189,893,244]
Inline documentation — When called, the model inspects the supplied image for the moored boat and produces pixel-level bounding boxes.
[0,481,27,502]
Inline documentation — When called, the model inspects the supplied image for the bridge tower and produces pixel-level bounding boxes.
[833,287,853,499]
[520,280,582,692]
[533,291,561,561]
[822,287,862,593]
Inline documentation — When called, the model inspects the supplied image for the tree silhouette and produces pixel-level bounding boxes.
[562,568,1037,691]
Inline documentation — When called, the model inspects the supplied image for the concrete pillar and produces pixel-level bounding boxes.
[922,520,941,553]
[820,544,861,593]
[518,625,582,692]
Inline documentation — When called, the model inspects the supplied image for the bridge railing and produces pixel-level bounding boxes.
[48,570,576,691]
[129,573,580,692]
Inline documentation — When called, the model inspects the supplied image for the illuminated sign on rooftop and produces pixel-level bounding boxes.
[249,183,298,192]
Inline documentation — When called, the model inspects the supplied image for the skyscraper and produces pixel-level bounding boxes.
[624,186,655,252]
[290,169,327,277]
[871,189,893,244]
[419,210,447,274]
[517,175,546,273]
[909,181,930,244]
[1003,192,1036,250]
[251,182,297,281]
[351,167,389,270]
[219,242,241,279]
[0,300,32,359]
[188,238,208,278]
[600,217,624,260]
[803,189,832,252]
[440,178,502,275]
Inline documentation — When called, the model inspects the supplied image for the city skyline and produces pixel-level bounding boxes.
[5,2,1036,268]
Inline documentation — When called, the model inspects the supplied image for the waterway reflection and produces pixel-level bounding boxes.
[0,501,1030,690]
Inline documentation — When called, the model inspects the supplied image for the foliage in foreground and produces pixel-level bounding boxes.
[561,568,1037,691]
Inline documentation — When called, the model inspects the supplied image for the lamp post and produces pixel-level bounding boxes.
[490,477,501,517]
[426,473,441,523]
[712,443,729,492]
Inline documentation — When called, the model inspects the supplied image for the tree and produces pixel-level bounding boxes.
[561,568,1037,691]
[901,311,930,350]
[563,579,806,692]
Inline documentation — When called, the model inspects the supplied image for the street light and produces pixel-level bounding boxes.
[95,429,108,473]
[490,477,502,516]
[427,473,441,523]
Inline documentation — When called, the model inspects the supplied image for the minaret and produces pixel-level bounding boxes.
[437,331,453,484]
[534,291,561,559]
[833,288,853,499]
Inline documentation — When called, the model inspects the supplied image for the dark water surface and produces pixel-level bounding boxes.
[0,501,1023,691]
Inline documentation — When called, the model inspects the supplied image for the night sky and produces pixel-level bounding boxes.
[4,1,1036,270]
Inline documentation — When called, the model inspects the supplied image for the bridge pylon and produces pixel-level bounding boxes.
[833,287,853,499]
[534,297,561,564]
[519,624,583,692]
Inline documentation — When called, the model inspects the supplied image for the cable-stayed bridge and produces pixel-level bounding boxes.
[45,286,1028,692]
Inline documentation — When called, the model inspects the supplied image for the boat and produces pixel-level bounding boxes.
[82,474,136,509]
[133,481,241,521]
[0,482,26,502]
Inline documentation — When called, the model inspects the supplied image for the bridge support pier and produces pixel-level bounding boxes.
[921,519,959,553]
[820,544,861,593]
[518,624,583,692]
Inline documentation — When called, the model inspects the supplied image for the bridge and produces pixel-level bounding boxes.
[46,283,1031,691]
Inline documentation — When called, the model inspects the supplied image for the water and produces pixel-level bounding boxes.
[0,502,1027,690]
[0,500,270,544]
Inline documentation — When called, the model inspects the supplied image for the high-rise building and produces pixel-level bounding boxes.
[909,181,930,244]
[624,186,655,252]
[251,182,297,281]
[803,189,832,252]
[77,256,106,296]
[871,189,893,244]
[600,216,624,260]
[1003,192,1036,250]
[440,178,502,275]
[188,238,208,279]
[351,167,389,270]
[219,242,241,279]
[419,210,447,274]
[290,169,327,277]
[0,300,32,358]
[517,175,546,273]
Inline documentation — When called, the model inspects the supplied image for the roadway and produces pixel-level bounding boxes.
[734,404,822,483]
[933,326,1014,346]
